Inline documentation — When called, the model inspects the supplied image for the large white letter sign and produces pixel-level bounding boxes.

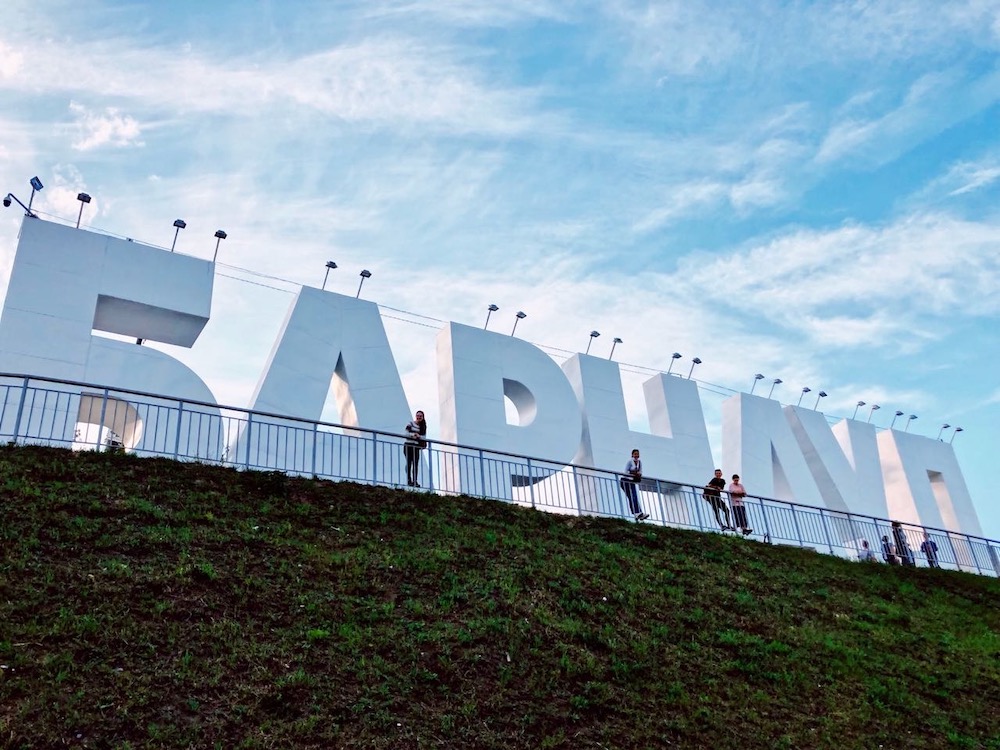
[562,354,714,517]
[236,286,412,480]
[782,406,867,515]
[878,430,982,535]
[437,322,582,499]
[721,393,825,507]
[0,219,219,456]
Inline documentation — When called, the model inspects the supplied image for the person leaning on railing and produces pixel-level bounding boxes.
[727,474,752,536]
[703,469,733,531]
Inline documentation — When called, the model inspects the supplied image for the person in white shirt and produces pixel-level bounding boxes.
[858,539,877,562]
[727,474,752,536]
[620,449,649,521]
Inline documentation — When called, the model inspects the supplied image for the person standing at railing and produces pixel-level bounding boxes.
[858,539,877,562]
[404,410,427,487]
[620,449,649,521]
[703,469,733,531]
[920,531,940,569]
[727,474,752,536]
[881,535,899,565]
[892,521,915,567]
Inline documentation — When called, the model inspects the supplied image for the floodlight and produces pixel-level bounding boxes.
[75,192,91,228]
[511,311,527,337]
[170,219,187,252]
[586,330,600,355]
[666,352,682,375]
[814,390,827,410]
[687,357,702,379]
[484,303,499,330]
[213,230,227,262]
[767,378,783,399]
[867,404,880,423]
[356,269,372,298]
[852,400,865,420]
[609,337,623,360]
[322,261,337,290]
[750,373,765,395]
[797,387,812,407]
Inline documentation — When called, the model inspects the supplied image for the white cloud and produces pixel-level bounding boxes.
[0,41,24,79]
[676,212,1000,346]
[69,102,144,151]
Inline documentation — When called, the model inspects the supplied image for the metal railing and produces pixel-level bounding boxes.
[2,372,997,577]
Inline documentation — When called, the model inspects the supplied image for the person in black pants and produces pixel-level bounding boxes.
[892,521,915,567]
[620,448,649,521]
[703,469,732,530]
[404,410,427,487]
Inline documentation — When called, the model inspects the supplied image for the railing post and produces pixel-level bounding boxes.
[946,533,961,571]
[244,414,253,469]
[790,503,804,547]
[11,377,29,443]
[96,388,109,451]
[654,479,667,527]
[527,458,536,509]
[372,432,379,486]
[570,464,580,516]
[311,422,318,477]
[759,500,772,543]
[479,449,487,498]
[691,486,706,531]
[819,509,835,554]
[967,534,984,575]
[172,401,185,460]
[427,441,435,492]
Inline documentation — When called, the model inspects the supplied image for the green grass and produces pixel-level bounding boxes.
[1,444,999,749]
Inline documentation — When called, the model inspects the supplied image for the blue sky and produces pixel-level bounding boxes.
[1,1,999,537]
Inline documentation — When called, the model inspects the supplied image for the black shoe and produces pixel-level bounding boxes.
[639,512,649,521]
[742,528,753,535]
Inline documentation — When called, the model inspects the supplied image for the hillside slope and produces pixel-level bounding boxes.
[1,445,998,749]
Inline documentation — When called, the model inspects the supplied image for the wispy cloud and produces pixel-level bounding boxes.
[69,102,144,151]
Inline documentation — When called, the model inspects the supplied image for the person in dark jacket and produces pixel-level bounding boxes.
[920,531,940,569]
[881,535,899,565]
[892,521,915,567]
[404,410,427,487]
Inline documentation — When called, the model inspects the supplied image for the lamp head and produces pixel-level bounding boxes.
[941,423,950,429]
[2,196,10,208]
[692,357,702,365]
[871,404,880,411]
[325,261,337,270]
[773,378,782,385]
[29,176,44,191]
[613,337,623,344]
[214,230,227,240]
[488,304,499,312]
[360,269,372,279]
[955,427,964,434]
[857,400,865,407]
[895,410,904,417]
[76,192,91,204]
[515,311,526,320]
[671,352,682,359]
[908,414,917,420]
[589,330,600,338]
[173,219,187,229]
[802,387,811,394]
[818,391,827,398]
[754,373,765,380]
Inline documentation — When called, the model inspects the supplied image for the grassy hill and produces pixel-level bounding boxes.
[1,444,999,749]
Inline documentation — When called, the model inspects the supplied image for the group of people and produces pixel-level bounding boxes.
[859,522,940,568]
[403,423,944,571]
[702,468,752,535]
[619,451,752,534]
